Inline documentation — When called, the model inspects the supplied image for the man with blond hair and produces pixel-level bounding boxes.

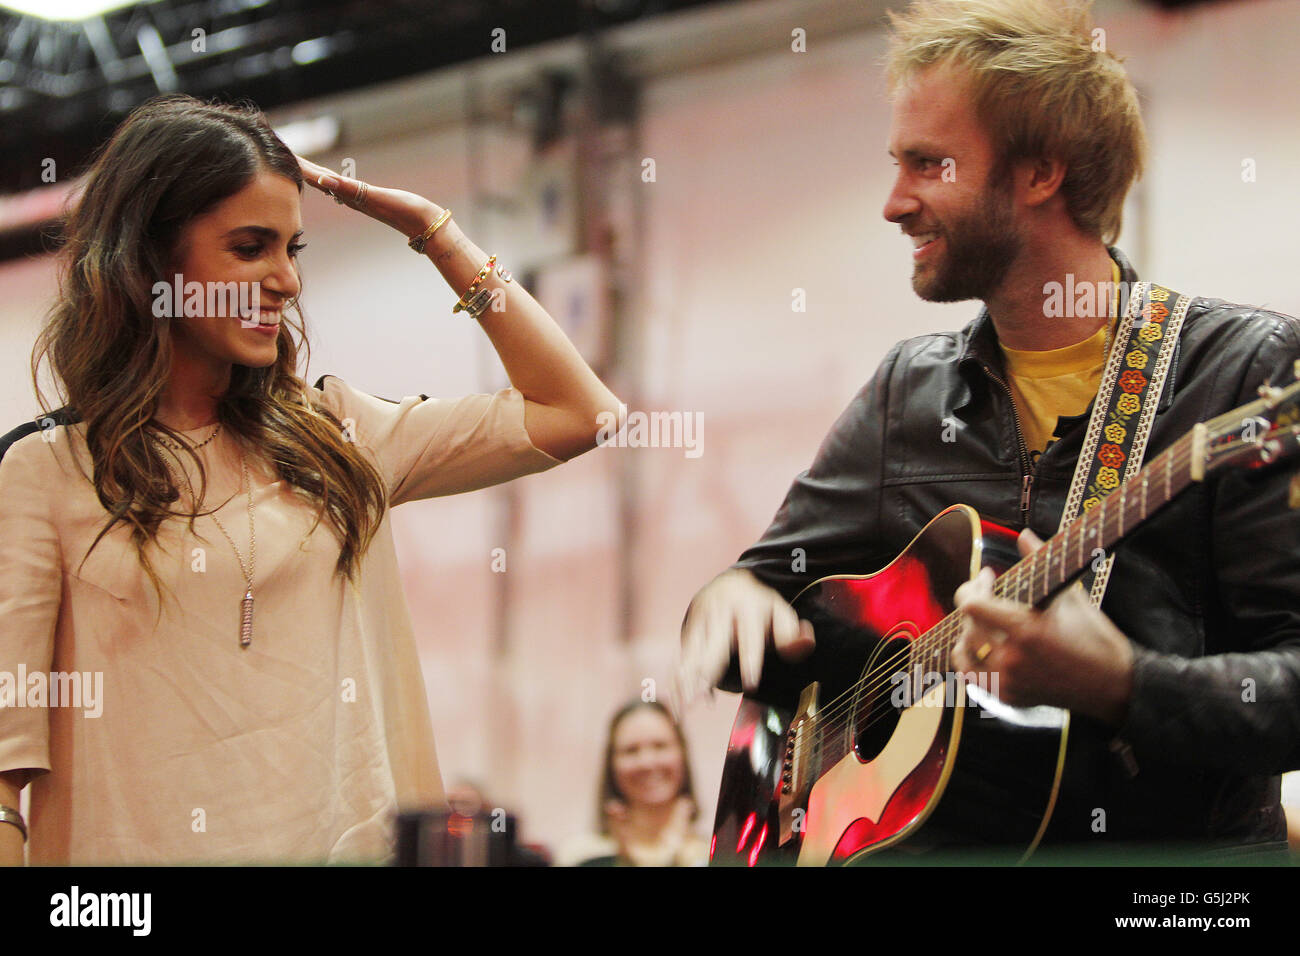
[680,0,1300,857]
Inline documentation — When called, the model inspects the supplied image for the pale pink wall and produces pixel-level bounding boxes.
[1,0,1297,857]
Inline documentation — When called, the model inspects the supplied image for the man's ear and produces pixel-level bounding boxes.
[1017,155,1068,209]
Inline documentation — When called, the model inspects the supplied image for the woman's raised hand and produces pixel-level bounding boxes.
[296,154,440,240]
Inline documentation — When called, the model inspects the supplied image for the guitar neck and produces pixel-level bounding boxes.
[993,428,1200,608]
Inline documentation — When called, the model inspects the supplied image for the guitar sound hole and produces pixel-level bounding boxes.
[853,636,912,763]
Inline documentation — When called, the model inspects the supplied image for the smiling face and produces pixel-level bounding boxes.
[167,170,304,374]
[611,706,687,811]
[883,61,1024,303]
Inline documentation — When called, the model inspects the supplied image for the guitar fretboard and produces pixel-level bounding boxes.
[993,430,1197,607]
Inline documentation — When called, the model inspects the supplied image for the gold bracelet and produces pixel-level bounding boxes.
[408,208,453,254]
[453,255,497,313]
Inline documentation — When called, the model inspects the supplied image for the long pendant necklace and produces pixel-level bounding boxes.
[210,454,256,648]
[152,424,257,648]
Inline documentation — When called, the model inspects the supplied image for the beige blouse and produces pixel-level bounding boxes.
[0,376,559,864]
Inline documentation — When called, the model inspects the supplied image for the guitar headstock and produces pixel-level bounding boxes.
[1196,359,1300,484]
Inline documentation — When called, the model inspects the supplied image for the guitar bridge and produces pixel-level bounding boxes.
[778,681,820,846]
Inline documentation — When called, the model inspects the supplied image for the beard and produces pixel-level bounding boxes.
[911,176,1023,303]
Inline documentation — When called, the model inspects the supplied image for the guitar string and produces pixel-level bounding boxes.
[787,438,1197,757]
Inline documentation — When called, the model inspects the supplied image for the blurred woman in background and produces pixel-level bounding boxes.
[560,699,708,866]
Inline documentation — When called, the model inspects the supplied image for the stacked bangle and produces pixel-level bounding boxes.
[408,208,453,254]
[0,805,27,842]
[454,255,498,318]
[460,289,495,318]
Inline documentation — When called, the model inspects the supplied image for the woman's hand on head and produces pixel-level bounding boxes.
[296,154,441,239]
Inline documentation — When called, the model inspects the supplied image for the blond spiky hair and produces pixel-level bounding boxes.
[885,0,1147,244]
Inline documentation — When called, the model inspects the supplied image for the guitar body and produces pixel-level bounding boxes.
[710,505,1070,866]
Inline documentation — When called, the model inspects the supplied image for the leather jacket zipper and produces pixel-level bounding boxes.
[981,364,1036,524]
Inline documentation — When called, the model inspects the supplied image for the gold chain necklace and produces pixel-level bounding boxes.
[184,422,222,450]
[151,426,257,648]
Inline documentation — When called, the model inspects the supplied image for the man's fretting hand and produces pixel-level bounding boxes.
[952,528,1134,726]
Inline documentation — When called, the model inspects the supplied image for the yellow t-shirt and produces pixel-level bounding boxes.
[1001,261,1122,458]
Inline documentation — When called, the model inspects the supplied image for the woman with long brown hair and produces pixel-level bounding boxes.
[0,94,619,864]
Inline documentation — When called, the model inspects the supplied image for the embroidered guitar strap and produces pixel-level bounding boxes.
[1059,280,1193,606]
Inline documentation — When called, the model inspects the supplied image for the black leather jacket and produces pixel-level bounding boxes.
[731,247,1300,852]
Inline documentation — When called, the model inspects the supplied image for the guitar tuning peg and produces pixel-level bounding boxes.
[1258,383,1284,404]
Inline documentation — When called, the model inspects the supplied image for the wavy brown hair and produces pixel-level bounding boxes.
[31,94,387,613]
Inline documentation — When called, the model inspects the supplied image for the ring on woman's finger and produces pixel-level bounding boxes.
[354,182,368,208]
[316,175,344,204]
[974,641,994,664]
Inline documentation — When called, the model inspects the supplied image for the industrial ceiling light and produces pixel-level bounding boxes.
[0,1,146,21]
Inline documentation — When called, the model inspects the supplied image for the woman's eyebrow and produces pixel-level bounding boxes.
[221,225,305,240]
